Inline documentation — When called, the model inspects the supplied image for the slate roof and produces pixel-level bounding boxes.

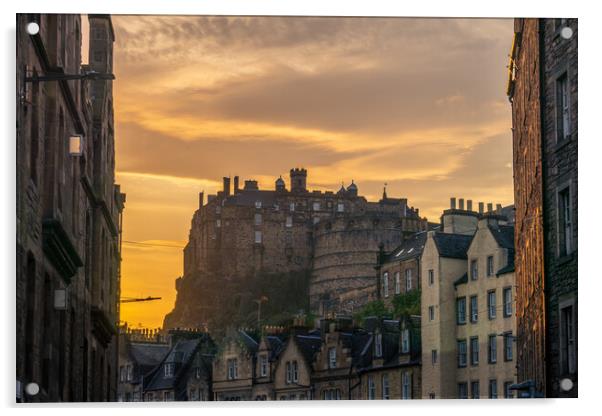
[144,338,201,391]
[223,190,277,208]
[489,225,515,250]
[383,232,427,264]
[130,342,170,370]
[239,330,259,353]
[432,232,473,259]
[453,272,468,287]
[265,335,286,361]
[294,334,322,365]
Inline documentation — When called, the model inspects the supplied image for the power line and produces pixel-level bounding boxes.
[122,240,186,249]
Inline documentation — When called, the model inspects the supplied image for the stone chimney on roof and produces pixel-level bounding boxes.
[459,198,465,210]
[478,202,484,214]
[487,203,493,212]
[233,176,240,194]
[223,177,231,197]
[450,197,457,209]
[467,200,473,212]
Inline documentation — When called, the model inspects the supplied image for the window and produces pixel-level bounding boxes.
[368,376,376,400]
[471,381,480,399]
[504,332,513,361]
[337,203,344,212]
[470,260,478,280]
[556,72,570,142]
[127,364,133,381]
[429,393,436,399]
[119,366,125,382]
[255,201,262,209]
[558,186,573,256]
[93,50,104,62]
[394,272,401,294]
[560,302,576,374]
[329,347,337,369]
[163,391,174,401]
[254,231,262,244]
[260,355,268,377]
[487,256,494,276]
[374,333,383,357]
[488,335,497,363]
[401,329,410,353]
[470,337,479,366]
[489,379,498,399]
[216,219,221,228]
[195,367,201,379]
[457,340,467,367]
[402,372,412,399]
[313,202,320,211]
[457,297,467,324]
[431,349,438,365]
[458,382,468,399]
[145,392,153,402]
[292,360,298,382]
[164,363,174,378]
[470,296,478,323]
[286,215,293,228]
[285,361,292,383]
[503,287,513,317]
[428,269,434,286]
[290,202,295,211]
[382,374,390,399]
[323,389,341,400]
[504,382,514,399]
[488,290,497,319]
[216,205,221,214]
[405,269,412,291]
[227,358,238,380]
[254,213,262,225]
[429,306,435,321]
[382,272,389,298]
[189,389,198,401]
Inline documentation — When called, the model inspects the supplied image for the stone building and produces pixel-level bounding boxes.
[16,14,124,402]
[507,18,578,397]
[117,326,170,402]
[378,232,426,309]
[354,317,422,400]
[420,200,516,399]
[164,170,427,331]
[141,330,214,401]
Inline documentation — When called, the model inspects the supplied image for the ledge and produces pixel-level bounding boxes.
[42,218,83,284]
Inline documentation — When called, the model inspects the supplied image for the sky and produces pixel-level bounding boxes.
[105,16,515,328]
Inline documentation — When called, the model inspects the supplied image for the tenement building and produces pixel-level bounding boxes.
[16,14,125,402]
[420,200,516,399]
[508,18,578,397]
[164,170,427,331]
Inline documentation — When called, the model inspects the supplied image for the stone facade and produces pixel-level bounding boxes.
[508,18,578,398]
[420,202,516,399]
[16,14,124,402]
[164,170,427,331]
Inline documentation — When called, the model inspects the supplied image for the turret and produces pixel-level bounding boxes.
[275,175,286,192]
[290,168,307,193]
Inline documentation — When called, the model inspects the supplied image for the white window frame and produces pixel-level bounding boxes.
[470,337,479,366]
[503,287,513,317]
[429,306,434,321]
[488,335,497,363]
[254,230,262,244]
[260,355,268,377]
[328,347,337,369]
[470,260,478,280]
[402,372,412,399]
[457,297,466,324]
[428,269,434,286]
[488,290,497,319]
[556,183,573,256]
[337,203,344,212]
[487,255,494,276]
[504,332,513,361]
[313,202,320,211]
[368,376,375,400]
[458,339,467,367]
[470,296,478,323]
[382,374,390,399]
[374,333,383,357]
[292,360,298,383]
[290,202,295,211]
[254,213,262,225]
[285,215,293,228]
[401,329,410,353]
[559,298,577,375]
[382,272,389,298]
[556,71,570,142]
[405,269,412,291]
[255,201,262,209]
[394,272,400,294]
[164,362,174,378]
[489,379,498,399]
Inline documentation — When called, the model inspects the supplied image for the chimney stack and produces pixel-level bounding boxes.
[450,197,457,209]
[496,203,502,213]
[233,176,240,194]
[478,202,484,214]
[487,203,493,212]
[223,177,231,197]
[459,198,465,210]
[199,191,204,208]
[467,200,473,212]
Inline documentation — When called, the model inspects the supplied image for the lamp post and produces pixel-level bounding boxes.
[254,296,268,331]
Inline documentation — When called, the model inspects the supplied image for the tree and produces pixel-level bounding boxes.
[391,289,421,319]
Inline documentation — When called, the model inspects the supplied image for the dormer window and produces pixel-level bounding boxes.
[328,347,337,369]
[164,363,174,378]
[260,355,268,377]
[227,358,238,380]
[374,333,383,358]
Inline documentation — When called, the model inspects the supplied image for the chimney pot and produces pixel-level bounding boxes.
[467,200,473,211]
[459,198,465,210]
[478,202,484,214]
[450,197,456,209]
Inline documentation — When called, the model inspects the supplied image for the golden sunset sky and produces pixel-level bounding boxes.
[98,16,515,328]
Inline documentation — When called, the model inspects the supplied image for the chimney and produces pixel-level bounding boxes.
[459,198,465,210]
[467,200,473,212]
[450,197,457,209]
[233,176,240,194]
[478,202,484,214]
[487,203,493,212]
[198,191,204,208]
[223,177,231,197]
[496,203,502,213]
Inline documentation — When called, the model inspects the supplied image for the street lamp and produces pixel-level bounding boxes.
[254,296,268,330]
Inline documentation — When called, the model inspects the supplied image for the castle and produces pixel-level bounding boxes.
[163,168,427,331]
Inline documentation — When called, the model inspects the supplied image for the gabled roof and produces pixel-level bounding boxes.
[265,335,286,361]
[453,272,468,287]
[383,232,427,264]
[239,330,259,353]
[294,334,322,365]
[432,232,473,259]
[130,342,170,370]
[144,338,201,391]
